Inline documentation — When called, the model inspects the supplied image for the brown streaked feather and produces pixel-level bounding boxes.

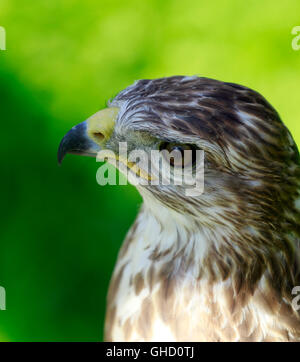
[104,76,300,341]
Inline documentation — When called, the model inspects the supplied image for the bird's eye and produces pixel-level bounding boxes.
[159,142,197,167]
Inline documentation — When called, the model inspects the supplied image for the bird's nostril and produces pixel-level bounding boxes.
[92,132,105,142]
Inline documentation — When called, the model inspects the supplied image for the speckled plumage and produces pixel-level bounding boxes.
[59,75,300,341]
[104,76,300,341]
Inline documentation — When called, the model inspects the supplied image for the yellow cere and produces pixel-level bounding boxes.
[87,107,120,144]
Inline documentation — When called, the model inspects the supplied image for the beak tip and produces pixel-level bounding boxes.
[57,121,98,166]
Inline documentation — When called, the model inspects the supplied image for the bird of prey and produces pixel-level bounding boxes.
[58,76,300,341]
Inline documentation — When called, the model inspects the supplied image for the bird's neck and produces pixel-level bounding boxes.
[106,197,300,341]
[125,194,298,293]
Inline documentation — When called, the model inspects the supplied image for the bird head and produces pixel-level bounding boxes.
[58,76,300,233]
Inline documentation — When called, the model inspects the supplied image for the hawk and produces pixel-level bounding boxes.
[58,76,300,341]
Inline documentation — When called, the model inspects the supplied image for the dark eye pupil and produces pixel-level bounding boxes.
[159,142,197,167]
[170,146,183,154]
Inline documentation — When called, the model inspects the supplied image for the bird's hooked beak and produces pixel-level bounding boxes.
[57,107,119,165]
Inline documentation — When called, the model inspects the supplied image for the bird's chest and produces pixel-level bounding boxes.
[103,231,258,342]
[104,263,296,342]
[104,257,205,341]
[105,256,259,342]
[103,209,299,342]
[104,249,300,342]
[104,211,200,341]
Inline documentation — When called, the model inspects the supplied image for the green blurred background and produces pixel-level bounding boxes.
[0,0,299,341]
